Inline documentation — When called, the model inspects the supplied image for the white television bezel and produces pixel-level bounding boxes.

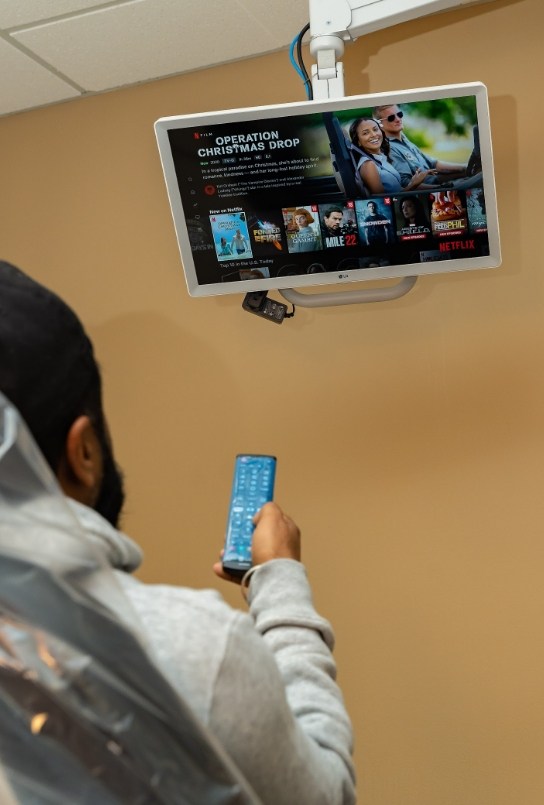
[155,82,500,298]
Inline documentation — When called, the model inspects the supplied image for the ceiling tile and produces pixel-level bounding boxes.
[0,0,113,28]
[0,37,79,116]
[11,0,282,92]
[236,0,309,43]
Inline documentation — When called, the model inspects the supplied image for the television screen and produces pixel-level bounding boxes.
[155,82,500,297]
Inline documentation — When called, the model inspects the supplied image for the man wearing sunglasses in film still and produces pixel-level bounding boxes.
[373,103,470,188]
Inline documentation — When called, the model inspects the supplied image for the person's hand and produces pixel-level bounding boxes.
[406,167,436,189]
[251,501,301,565]
[213,502,301,585]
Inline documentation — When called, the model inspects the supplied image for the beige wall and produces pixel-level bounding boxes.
[1,0,542,802]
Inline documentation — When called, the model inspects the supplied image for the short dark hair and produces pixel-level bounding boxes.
[323,206,343,219]
[0,261,106,473]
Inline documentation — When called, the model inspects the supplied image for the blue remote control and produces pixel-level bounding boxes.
[222,454,276,577]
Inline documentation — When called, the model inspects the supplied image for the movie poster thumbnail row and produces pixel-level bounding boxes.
[208,188,487,263]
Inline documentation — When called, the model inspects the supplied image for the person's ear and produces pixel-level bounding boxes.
[61,415,103,502]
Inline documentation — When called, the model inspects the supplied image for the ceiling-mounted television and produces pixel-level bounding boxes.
[155,82,500,297]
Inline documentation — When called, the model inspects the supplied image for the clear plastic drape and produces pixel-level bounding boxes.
[0,392,260,804]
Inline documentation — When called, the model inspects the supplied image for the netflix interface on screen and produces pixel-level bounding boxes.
[167,93,490,287]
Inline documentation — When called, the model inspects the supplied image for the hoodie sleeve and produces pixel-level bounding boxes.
[208,559,356,805]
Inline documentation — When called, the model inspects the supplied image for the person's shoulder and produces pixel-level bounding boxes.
[118,573,242,627]
[356,152,372,166]
[397,133,420,152]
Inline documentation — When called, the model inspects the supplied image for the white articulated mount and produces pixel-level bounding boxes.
[278,0,500,309]
[308,0,500,101]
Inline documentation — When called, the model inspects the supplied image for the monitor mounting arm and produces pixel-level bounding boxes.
[309,0,500,101]
[278,0,499,309]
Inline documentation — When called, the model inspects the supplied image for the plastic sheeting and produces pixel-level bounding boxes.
[0,392,260,804]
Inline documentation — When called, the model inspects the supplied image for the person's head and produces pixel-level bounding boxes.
[366,201,378,214]
[220,237,227,246]
[373,104,404,139]
[349,117,389,158]
[0,261,125,527]
[400,196,425,225]
[293,209,314,229]
[401,197,417,219]
[322,207,344,232]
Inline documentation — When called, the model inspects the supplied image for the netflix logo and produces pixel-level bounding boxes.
[439,239,475,252]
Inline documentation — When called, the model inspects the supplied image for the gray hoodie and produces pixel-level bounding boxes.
[69,500,356,805]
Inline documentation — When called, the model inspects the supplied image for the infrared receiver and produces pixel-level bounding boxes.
[242,292,290,324]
